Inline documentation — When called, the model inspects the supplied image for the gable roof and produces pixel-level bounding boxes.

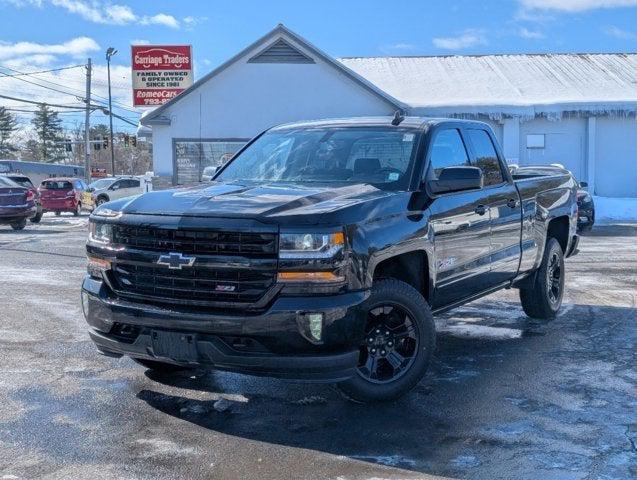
[141,24,403,126]
[339,53,637,117]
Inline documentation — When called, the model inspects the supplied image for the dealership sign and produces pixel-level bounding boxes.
[131,45,193,107]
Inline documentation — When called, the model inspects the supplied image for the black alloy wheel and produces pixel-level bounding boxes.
[357,304,419,384]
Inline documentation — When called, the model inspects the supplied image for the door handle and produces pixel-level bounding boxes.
[507,198,518,208]
[474,204,487,216]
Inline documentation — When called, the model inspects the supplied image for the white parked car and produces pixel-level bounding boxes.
[87,176,144,208]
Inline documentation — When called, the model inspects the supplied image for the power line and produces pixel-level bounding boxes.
[0,64,140,115]
[0,93,89,109]
[0,64,84,77]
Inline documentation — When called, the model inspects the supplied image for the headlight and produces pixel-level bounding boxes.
[88,221,112,244]
[279,231,345,259]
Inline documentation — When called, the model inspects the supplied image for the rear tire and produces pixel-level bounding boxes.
[55,211,61,216]
[10,219,27,231]
[30,210,42,223]
[337,279,435,403]
[519,237,565,319]
[132,358,193,373]
[73,203,81,216]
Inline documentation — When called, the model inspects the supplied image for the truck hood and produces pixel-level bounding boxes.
[108,181,398,223]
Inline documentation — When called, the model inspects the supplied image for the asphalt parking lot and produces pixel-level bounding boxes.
[0,215,636,480]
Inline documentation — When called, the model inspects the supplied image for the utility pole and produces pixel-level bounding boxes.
[84,58,92,184]
[106,47,117,176]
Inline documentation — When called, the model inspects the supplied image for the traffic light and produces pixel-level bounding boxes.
[94,137,101,151]
[103,136,109,149]
[131,135,137,147]
[65,139,72,152]
[123,134,130,147]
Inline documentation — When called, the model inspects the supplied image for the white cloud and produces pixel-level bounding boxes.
[3,0,180,28]
[519,0,637,12]
[433,30,487,50]
[183,15,207,30]
[603,25,637,39]
[131,39,150,46]
[0,36,99,60]
[380,42,417,54]
[140,13,180,29]
[518,27,545,39]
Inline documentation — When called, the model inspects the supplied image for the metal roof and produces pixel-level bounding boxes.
[339,54,637,117]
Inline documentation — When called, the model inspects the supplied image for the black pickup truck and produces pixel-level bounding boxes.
[82,116,579,402]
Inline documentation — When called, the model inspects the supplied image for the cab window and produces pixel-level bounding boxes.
[426,129,470,180]
[467,129,505,186]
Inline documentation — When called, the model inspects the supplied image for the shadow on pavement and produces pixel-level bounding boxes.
[136,301,637,478]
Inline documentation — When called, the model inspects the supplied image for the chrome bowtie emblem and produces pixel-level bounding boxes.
[156,252,196,270]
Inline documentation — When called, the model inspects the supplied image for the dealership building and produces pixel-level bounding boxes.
[140,24,637,197]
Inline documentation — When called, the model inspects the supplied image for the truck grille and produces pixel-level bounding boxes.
[109,226,278,307]
[112,225,277,256]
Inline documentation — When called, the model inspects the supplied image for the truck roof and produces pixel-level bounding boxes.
[270,116,490,131]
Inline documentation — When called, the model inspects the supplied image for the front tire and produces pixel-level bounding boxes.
[519,237,565,319]
[73,202,81,216]
[132,358,193,373]
[337,279,435,403]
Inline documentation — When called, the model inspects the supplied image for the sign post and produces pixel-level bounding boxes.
[131,45,193,107]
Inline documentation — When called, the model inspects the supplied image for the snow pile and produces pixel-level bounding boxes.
[594,196,637,224]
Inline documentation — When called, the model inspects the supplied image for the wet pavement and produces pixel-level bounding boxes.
[0,215,636,479]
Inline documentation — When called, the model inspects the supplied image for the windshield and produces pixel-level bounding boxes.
[89,178,116,190]
[217,127,419,190]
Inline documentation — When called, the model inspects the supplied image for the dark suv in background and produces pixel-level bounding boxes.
[4,174,42,223]
[0,176,37,230]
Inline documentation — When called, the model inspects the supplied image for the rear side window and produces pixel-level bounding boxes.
[0,177,18,187]
[467,129,504,186]
[42,180,73,190]
[9,177,33,188]
[121,179,140,188]
[427,129,470,179]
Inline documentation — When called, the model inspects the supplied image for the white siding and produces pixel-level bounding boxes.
[595,117,637,197]
[151,35,395,177]
[518,117,587,181]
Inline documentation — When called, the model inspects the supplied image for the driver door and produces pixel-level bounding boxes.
[426,128,493,309]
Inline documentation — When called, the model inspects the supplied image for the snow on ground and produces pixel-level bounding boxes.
[594,196,637,224]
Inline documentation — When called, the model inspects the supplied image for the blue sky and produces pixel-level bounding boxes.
[1,0,637,131]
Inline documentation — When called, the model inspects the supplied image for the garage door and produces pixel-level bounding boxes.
[518,118,586,182]
[595,118,637,198]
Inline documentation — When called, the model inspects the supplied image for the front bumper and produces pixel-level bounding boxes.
[82,276,368,382]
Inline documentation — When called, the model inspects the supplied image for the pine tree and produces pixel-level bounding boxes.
[31,104,64,162]
[0,107,18,158]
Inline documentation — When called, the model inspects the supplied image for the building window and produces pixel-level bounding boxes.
[174,140,247,185]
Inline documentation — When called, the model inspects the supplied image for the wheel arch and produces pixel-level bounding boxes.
[370,250,431,303]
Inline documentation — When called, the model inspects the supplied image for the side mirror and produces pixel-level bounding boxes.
[579,181,588,188]
[110,184,118,190]
[427,166,483,194]
[87,187,95,193]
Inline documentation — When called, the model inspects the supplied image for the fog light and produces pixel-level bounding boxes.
[297,312,325,343]
[307,313,324,342]
[81,291,90,319]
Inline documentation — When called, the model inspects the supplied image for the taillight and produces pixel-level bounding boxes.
[26,190,35,201]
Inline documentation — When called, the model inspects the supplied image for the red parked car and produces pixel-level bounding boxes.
[0,176,37,230]
[39,177,87,216]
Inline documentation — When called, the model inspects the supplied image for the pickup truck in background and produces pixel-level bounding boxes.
[82,116,579,402]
